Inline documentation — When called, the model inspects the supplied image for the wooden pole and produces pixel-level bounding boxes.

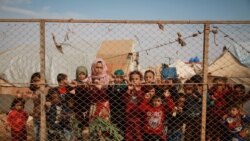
[201,24,210,141]
[39,20,46,141]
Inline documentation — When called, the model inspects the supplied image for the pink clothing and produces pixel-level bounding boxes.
[88,58,110,85]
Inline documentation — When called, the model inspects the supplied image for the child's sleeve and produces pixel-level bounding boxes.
[6,111,13,125]
[165,96,175,112]
[25,111,29,122]
[138,98,149,113]
[242,114,250,123]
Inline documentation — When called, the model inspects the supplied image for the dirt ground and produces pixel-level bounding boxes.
[0,113,90,141]
[0,113,34,141]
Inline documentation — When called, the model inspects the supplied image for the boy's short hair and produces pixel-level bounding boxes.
[213,76,227,83]
[144,70,155,76]
[29,72,41,91]
[46,87,59,100]
[65,93,75,101]
[11,98,25,108]
[234,84,246,93]
[228,104,241,110]
[129,70,143,81]
[149,94,164,105]
[142,85,155,93]
[57,73,67,83]
[190,74,203,83]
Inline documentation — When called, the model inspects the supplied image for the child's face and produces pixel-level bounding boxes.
[177,97,185,108]
[78,73,87,80]
[184,85,193,94]
[152,97,162,107]
[95,62,103,75]
[234,87,244,97]
[61,78,68,85]
[130,74,141,85]
[15,102,24,111]
[51,93,60,104]
[230,107,239,116]
[67,100,74,108]
[148,88,155,98]
[32,76,41,89]
[144,72,154,83]
[114,76,124,84]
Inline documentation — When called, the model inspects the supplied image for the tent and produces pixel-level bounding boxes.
[208,49,250,90]
[170,60,197,82]
[0,43,92,87]
[96,39,138,75]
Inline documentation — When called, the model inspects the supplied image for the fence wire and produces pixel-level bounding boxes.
[0,20,250,141]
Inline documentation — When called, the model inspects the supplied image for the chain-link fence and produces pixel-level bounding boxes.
[0,19,250,141]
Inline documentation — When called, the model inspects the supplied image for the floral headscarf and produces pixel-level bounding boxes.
[88,58,110,85]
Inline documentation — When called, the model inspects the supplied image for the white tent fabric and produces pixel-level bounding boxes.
[0,43,93,87]
[169,60,196,80]
[208,49,250,90]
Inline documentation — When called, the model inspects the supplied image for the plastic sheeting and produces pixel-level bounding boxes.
[0,43,92,87]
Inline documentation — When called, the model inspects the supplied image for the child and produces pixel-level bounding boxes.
[46,88,64,141]
[182,79,202,141]
[108,69,127,134]
[144,70,156,84]
[138,91,175,141]
[29,72,42,141]
[88,58,111,121]
[61,94,80,141]
[223,104,250,141]
[167,93,186,141]
[5,98,29,141]
[74,66,90,140]
[123,70,145,141]
[207,77,232,140]
[143,85,156,101]
[57,73,77,95]
[75,66,88,84]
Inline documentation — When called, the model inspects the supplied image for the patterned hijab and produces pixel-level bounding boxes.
[88,58,110,85]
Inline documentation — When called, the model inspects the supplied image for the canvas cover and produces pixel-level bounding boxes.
[208,49,250,90]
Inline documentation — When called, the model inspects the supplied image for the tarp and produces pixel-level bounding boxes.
[0,43,93,87]
[230,42,250,67]
[208,49,250,90]
[96,39,137,75]
[170,60,197,81]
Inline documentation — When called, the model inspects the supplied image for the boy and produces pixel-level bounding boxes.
[223,104,250,141]
[57,73,77,95]
[46,88,64,140]
[138,91,175,141]
[108,69,127,134]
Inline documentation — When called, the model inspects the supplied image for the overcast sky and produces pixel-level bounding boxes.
[0,0,250,20]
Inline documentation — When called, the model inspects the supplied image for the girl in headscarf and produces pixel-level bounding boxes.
[88,58,111,121]
[74,66,90,140]
[75,66,88,84]
[88,58,110,86]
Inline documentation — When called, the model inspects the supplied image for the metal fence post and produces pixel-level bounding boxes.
[39,20,46,141]
[201,24,210,141]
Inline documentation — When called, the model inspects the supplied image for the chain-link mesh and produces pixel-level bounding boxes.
[0,20,250,141]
